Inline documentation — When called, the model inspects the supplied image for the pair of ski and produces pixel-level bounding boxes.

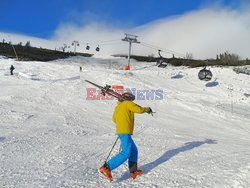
[85,80,126,101]
[85,80,155,116]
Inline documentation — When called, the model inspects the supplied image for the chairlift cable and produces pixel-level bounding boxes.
[139,43,185,58]
[98,39,121,44]
[140,42,186,57]
[100,41,125,46]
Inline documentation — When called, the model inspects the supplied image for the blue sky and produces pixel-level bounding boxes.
[0,0,240,39]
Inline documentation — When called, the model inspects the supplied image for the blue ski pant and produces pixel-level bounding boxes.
[107,134,138,171]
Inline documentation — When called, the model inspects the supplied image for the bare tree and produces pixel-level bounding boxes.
[185,52,193,60]
[25,41,31,47]
[218,51,241,65]
[62,44,67,52]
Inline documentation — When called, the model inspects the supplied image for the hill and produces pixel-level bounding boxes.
[0,56,249,187]
[0,42,93,61]
[1,42,250,67]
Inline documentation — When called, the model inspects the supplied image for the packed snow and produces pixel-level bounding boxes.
[0,56,250,188]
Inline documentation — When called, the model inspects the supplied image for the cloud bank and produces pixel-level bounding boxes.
[1,4,250,59]
[135,7,250,59]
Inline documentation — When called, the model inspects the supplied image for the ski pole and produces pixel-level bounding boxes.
[150,111,156,116]
[105,137,119,163]
[119,145,121,153]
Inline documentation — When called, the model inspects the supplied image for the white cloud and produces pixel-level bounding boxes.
[52,5,250,59]
[135,7,250,59]
[1,4,250,59]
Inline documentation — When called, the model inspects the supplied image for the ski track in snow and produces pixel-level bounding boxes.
[0,56,250,188]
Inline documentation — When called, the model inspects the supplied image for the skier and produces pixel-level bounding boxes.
[99,92,152,181]
[10,65,15,75]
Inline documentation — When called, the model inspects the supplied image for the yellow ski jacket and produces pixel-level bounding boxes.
[112,101,150,134]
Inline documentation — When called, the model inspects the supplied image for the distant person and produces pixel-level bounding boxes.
[80,66,82,72]
[10,65,15,75]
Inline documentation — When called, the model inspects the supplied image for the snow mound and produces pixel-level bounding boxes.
[18,72,40,80]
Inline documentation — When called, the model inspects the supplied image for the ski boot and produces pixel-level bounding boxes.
[130,170,143,180]
[130,169,143,179]
[129,161,143,179]
[99,164,113,182]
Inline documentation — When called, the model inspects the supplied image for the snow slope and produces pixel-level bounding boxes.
[0,56,250,188]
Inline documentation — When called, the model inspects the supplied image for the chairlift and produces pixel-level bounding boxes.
[96,45,100,52]
[86,44,90,50]
[156,49,167,68]
[198,66,213,81]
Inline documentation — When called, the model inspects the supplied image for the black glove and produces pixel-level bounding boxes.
[147,107,153,114]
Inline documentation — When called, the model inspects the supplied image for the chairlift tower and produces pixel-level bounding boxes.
[122,34,140,68]
[72,40,80,54]
[7,35,18,61]
[11,45,18,61]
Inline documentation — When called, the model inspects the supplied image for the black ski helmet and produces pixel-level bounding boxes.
[121,92,135,101]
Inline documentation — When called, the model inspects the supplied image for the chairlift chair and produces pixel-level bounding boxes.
[86,44,90,50]
[198,66,213,81]
[156,49,167,68]
[96,45,100,52]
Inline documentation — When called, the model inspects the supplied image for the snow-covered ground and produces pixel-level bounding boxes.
[0,56,250,188]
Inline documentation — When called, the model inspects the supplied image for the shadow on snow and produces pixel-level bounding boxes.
[117,139,217,182]
[171,74,184,79]
[244,93,250,97]
[205,81,219,87]
[51,76,80,82]
[0,137,6,142]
